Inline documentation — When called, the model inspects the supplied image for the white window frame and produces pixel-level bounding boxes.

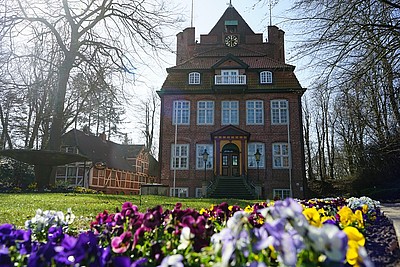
[271,100,288,125]
[170,187,189,198]
[171,144,189,170]
[273,189,291,200]
[260,71,273,84]
[222,69,239,84]
[189,72,201,84]
[196,144,213,169]
[197,101,214,125]
[173,101,190,125]
[247,143,265,168]
[221,101,239,125]
[246,100,264,125]
[272,143,290,169]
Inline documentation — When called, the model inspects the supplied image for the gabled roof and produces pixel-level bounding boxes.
[208,6,255,36]
[211,125,251,139]
[61,129,145,172]
[212,53,249,69]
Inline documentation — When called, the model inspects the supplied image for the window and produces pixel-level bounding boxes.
[248,143,265,168]
[222,69,238,84]
[260,71,273,84]
[196,144,213,169]
[195,188,203,198]
[197,101,214,125]
[221,101,239,125]
[189,72,200,84]
[170,187,189,198]
[272,143,290,168]
[171,144,189,170]
[273,189,291,200]
[173,101,190,125]
[246,100,264,125]
[271,100,288,124]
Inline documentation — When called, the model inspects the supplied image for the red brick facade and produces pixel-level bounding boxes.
[157,6,306,199]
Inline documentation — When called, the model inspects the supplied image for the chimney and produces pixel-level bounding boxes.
[267,26,285,62]
[176,27,195,64]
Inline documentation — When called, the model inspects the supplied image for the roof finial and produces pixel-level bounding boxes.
[228,0,233,7]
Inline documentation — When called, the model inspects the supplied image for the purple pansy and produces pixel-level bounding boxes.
[111,231,132,253]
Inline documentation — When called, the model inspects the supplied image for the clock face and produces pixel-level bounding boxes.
[225,35,238,47]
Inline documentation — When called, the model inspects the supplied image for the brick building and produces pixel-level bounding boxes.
[157,5,306,199]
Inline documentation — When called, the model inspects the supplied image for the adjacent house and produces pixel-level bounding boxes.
[56,129,158,194]
[157,5,306,199]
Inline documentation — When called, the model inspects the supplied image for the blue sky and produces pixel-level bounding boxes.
[126,0,309,144]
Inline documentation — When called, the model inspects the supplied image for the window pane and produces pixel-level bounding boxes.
[247,100,263,125]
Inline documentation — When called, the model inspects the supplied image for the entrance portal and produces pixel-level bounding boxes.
[221,143,240,176]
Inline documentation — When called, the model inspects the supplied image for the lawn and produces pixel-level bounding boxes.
[0,193,257,229]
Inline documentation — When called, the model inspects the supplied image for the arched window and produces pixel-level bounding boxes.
[260,71,273,84]
[188,72,201,84]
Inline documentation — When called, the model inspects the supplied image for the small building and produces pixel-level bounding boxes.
[157,5,306,199]
[56,129,158,194]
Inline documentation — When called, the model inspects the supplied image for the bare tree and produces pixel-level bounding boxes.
[288,0,400,186]
[133,89,160,156]
[2,0,181,151]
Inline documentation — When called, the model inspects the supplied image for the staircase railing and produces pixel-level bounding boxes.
[243,171,258,198]
[206,174,218,197]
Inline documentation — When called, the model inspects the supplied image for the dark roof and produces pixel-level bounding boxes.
[61,129,145,172]
[208,6,255,36]
[169,48,293,71]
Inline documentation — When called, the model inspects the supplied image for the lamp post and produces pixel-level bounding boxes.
[254,149,261,182]
[202,149,209,181]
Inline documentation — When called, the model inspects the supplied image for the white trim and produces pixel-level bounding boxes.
[189,72,201,84]
[221,100,239,125]
[246,100,264,125]
[197,101,214,125]
[271,99,288,125]
[260,70,273,84]
[272,143,290,169]
[248,143,265,168]
[170,187,189,198]
[171,144,189,170]
[273,189,291,199]
[173,100,190,125]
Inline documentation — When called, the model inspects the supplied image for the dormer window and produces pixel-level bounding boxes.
[189,72,200,84]
[260,71,273,84]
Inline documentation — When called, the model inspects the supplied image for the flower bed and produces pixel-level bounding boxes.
[0,196,393,266]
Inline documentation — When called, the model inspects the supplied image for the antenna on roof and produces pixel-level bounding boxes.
[269,0,278,26]
[191,0,194,27]
[228,0,233,7]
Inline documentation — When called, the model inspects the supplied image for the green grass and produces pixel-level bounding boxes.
[0,193,259,229]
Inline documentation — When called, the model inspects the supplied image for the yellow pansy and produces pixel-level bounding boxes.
[343,226,366,266]
[343,226,365,247]
[303,207,321,227]
[354,210,364,229]
[244,205,254,213]
[362,204,368,214]
[338,206,354,226]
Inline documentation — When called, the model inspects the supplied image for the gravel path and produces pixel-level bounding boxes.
[367,204,400,266]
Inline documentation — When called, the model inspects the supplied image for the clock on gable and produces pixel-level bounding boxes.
[224,35,238,47]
